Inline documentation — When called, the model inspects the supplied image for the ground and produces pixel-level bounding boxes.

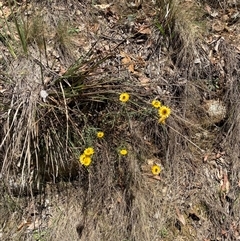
[0,0,240,240]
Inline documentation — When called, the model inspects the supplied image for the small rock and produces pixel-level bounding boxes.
[40,90,48,102]
[204,99,226,123]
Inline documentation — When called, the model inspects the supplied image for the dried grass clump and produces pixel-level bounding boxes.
[0,1,118,195]
[0,53,121,194]
[185,41,240,241]
[154,0,205,78]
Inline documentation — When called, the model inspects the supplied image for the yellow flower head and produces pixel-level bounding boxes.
[158,106,171,118]
[79,154,92,167]
[119,93,130,103]
[151,165,161,175]
[158,116,166,125]
[119,149,128,156]
[97,131,104,138]
[151,100,161,109]
[84,147,94,156]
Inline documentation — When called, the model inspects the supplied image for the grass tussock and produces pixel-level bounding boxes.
[154,0,206,78]
[0,0,240,240]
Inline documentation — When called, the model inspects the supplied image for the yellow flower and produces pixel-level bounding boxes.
[84,147,94,156]
[97,131,104,138]
[158,106,171,118]
[119,149,128,155]
[151,100,161,108]
[79,154,85,162]
[151,165,161,175]
[79,154,92,167]
[119,93,130,103]
[158,116,166,125]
